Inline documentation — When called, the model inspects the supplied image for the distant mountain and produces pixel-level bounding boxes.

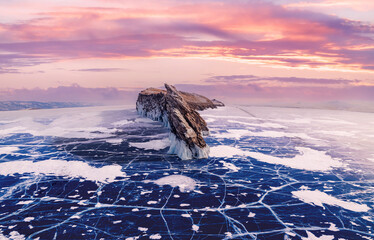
[0,101,92,111]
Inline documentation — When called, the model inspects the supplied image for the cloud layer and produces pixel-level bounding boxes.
[2,81,372,106]
[1,0,374,73]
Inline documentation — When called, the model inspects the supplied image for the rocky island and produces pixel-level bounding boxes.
[136,84,224,160]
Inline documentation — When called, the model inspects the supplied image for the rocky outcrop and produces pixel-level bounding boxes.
[179,91,217,111]
[136,84,222,160]
[211,99,225,107]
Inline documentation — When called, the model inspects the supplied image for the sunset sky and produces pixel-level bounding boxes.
[1,0,374,103]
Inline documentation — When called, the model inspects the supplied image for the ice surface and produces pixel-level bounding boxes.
[212,128,316,140]
[0,105,373,239]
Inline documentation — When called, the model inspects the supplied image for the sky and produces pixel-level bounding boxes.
[0,0,374,104]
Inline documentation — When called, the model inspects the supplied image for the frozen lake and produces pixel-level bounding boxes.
[0,105,373,239]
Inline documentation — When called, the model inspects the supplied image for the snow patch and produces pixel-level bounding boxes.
[367,156,374,163]
[0,230,25,240]
[292,190,370,212]
[210,145,343,171]
[145,175,197,192]
[228,120,286,129]
[219,161,240,172]
[112,119,132,126]
[16,201,34,205]
[24,217,34,222]
[0,146,20,155]
[316,130,355,137]
[0,111,118,139]
[248,212,256,218]
[328,223,339,231]
[105,138,123,144]
[149,233,162,239]
[192,225,199,231]
[362,216,372,222]
[212,129,314,140]
[210,145,244,158]
[129,138,170,151]
[0,160,126,183]
[135,118,156,123]
[213,129,254,140]
[205,118,216,123]
[225,232,233,238]
[301,231,334,240]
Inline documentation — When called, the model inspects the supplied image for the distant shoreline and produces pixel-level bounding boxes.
[1,100,373,114]
[237,103,374,114]
[0,101,93,112]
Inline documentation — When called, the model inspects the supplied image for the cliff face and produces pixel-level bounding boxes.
[136,84,222,160]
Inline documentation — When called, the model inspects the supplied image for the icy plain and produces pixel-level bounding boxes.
[0,105,373,239]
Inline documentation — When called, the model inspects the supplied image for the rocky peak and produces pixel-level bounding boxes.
[165,84,180,97]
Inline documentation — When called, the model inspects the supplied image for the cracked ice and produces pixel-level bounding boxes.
[0,105,373,239]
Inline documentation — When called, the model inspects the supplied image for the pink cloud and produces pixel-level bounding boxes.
[0,1,374,73]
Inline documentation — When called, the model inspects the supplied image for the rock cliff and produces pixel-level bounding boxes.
[136,84,222,160]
